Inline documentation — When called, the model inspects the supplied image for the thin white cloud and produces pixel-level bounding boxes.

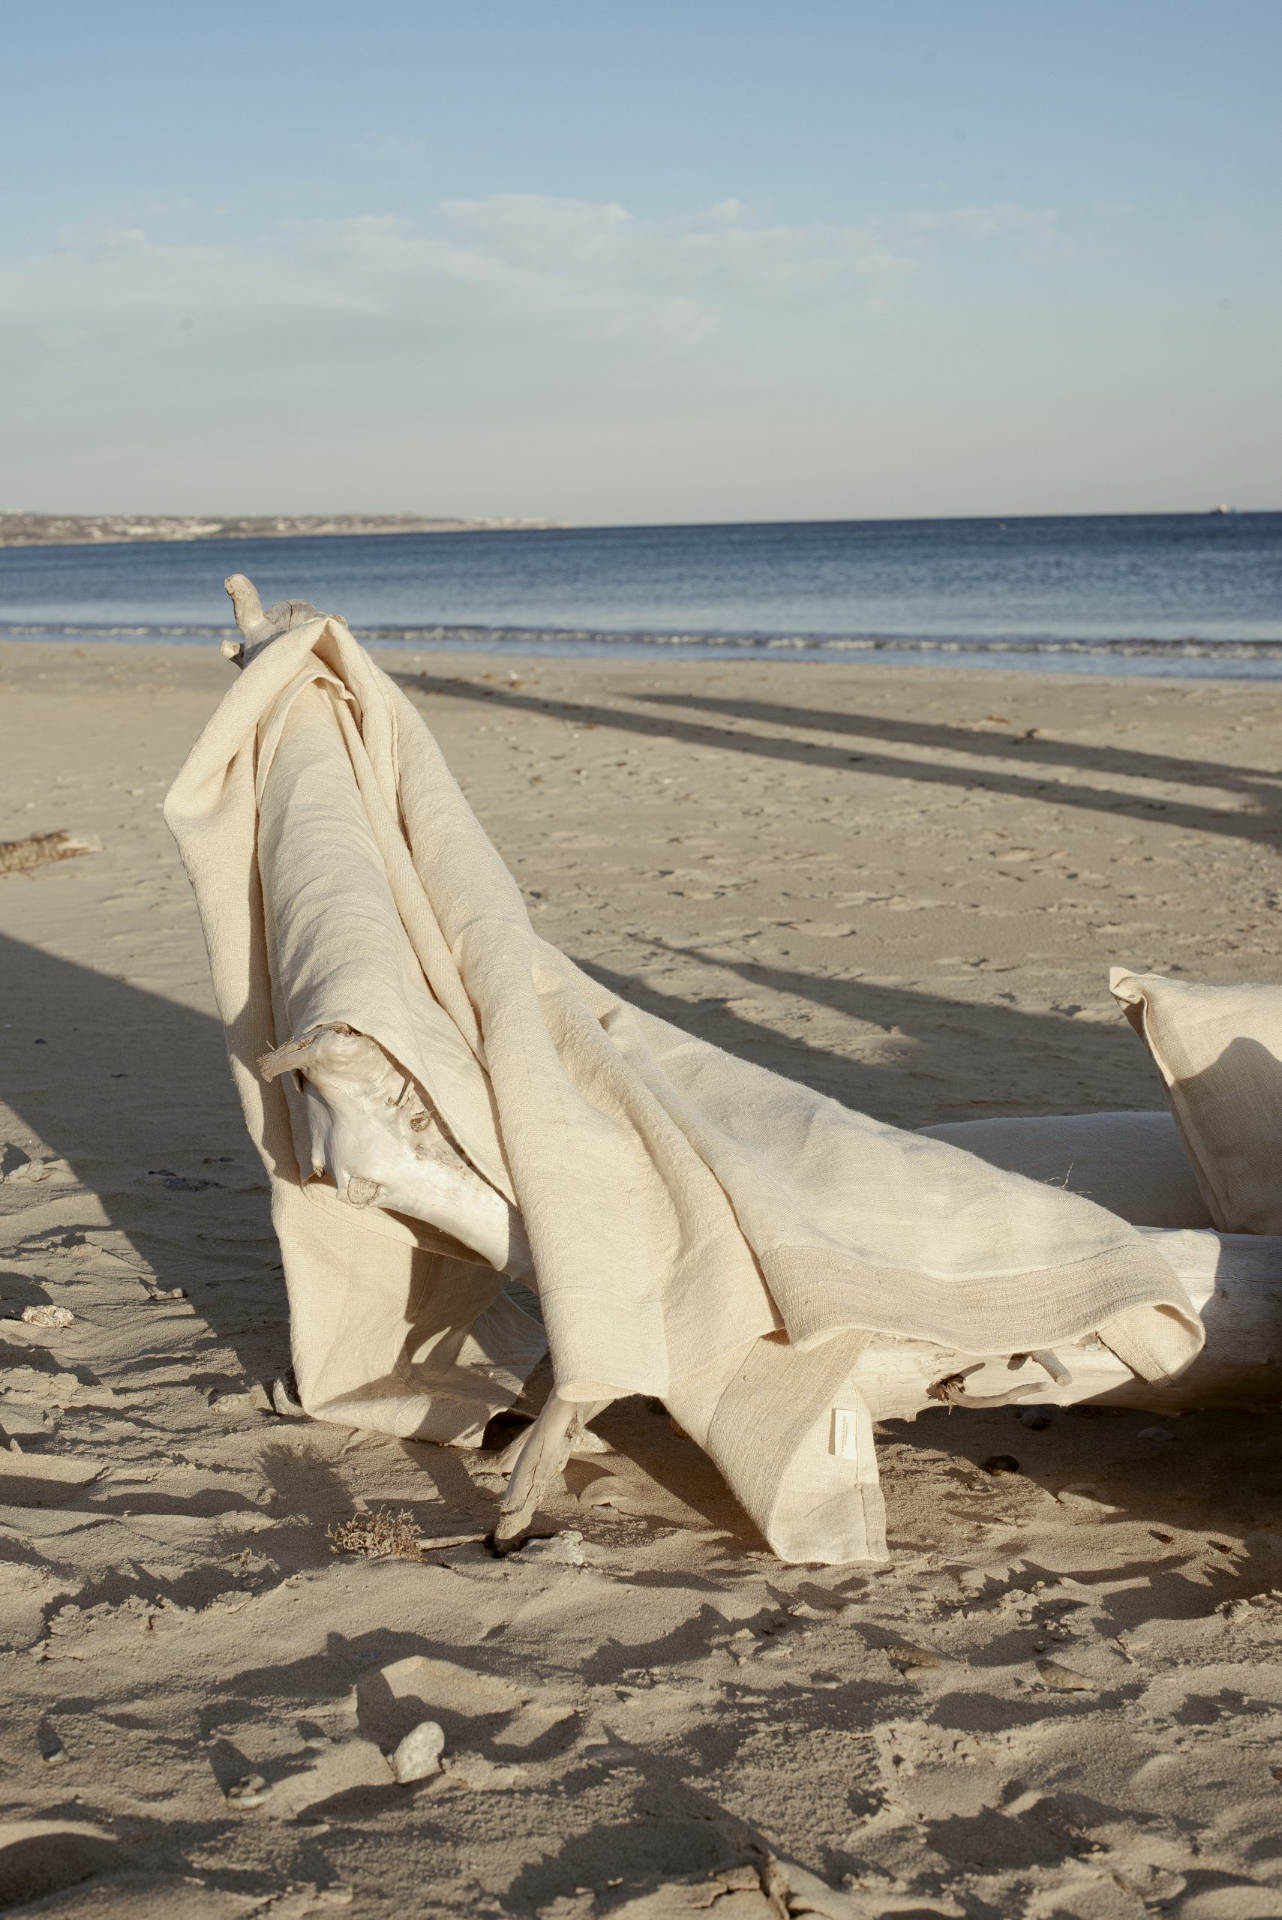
[905,202,1059,241]
[0,193,1061,355]
[0,223,373,320]
[442,193,916,293]
[441,194,634,265]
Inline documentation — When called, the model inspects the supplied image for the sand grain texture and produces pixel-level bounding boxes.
[1,641,1280,1917]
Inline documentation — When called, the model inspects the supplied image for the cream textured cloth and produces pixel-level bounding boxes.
[1111,968,1282,1234]
[165,612,1204,1562]
[921,1111,1213,1229]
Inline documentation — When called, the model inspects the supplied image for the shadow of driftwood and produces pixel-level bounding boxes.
[502,1757,779,1916]
[877,1397,1282,1618]
[638,689,1282,806]
[0,929,284,1382]
[577,950,1156,1128]
[392,672,1282,851]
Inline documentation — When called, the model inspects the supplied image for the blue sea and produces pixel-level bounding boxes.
[2,512,1280,678]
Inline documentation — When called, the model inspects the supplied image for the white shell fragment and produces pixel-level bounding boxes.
[2,1157,52,1185]
[519,1529,587,1567]
[224,1773,270,1808]
[20,1305,74,1330]
[389,1720,446,1784]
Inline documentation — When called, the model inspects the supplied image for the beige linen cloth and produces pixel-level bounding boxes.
[1110,968,1282,1234]
[165,611,1204,1563]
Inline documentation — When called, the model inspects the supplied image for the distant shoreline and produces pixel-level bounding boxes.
[0,512,564,550]
[3,510,1276,551]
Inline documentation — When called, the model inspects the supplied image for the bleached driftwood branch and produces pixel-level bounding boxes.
[490,1390,612,1553]
[259,1025,532,1280]
[222,572,335,667]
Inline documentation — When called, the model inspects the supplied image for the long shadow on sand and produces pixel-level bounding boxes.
[576,948,1160,1128]
[393,671,1282,851]
[0,929,283,1382]
[637,689,1282,806]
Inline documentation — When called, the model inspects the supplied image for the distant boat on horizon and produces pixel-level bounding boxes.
[1210,503,1235,514]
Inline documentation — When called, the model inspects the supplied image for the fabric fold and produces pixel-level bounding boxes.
[166,609,1204,1560]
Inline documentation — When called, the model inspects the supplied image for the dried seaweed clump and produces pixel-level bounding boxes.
[0,831,100,877]
[328,1507,423,1560]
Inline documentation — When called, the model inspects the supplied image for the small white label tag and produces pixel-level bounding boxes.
[830,1405,864,1460]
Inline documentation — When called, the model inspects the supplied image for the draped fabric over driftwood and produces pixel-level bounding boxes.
[165,612,1202,1563]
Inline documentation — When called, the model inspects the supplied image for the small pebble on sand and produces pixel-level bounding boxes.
[885,1641,942,1673]
[390,1720,446,1784]
[1035,1657,1095,1691]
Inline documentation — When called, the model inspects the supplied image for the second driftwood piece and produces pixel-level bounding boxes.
[0,830,100,877]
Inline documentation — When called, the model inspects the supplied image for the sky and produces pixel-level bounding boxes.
[2,1,1279,523]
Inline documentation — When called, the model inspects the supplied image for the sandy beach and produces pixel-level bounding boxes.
[2,640,1280,1919]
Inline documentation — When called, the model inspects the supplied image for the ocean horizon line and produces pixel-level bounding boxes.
[1,505,1280,552]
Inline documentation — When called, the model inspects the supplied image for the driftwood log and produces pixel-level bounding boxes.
[223,573,1282,1554]
[859,1228,1282,1421]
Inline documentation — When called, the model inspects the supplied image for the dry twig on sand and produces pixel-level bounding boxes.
[0,830,100,876]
